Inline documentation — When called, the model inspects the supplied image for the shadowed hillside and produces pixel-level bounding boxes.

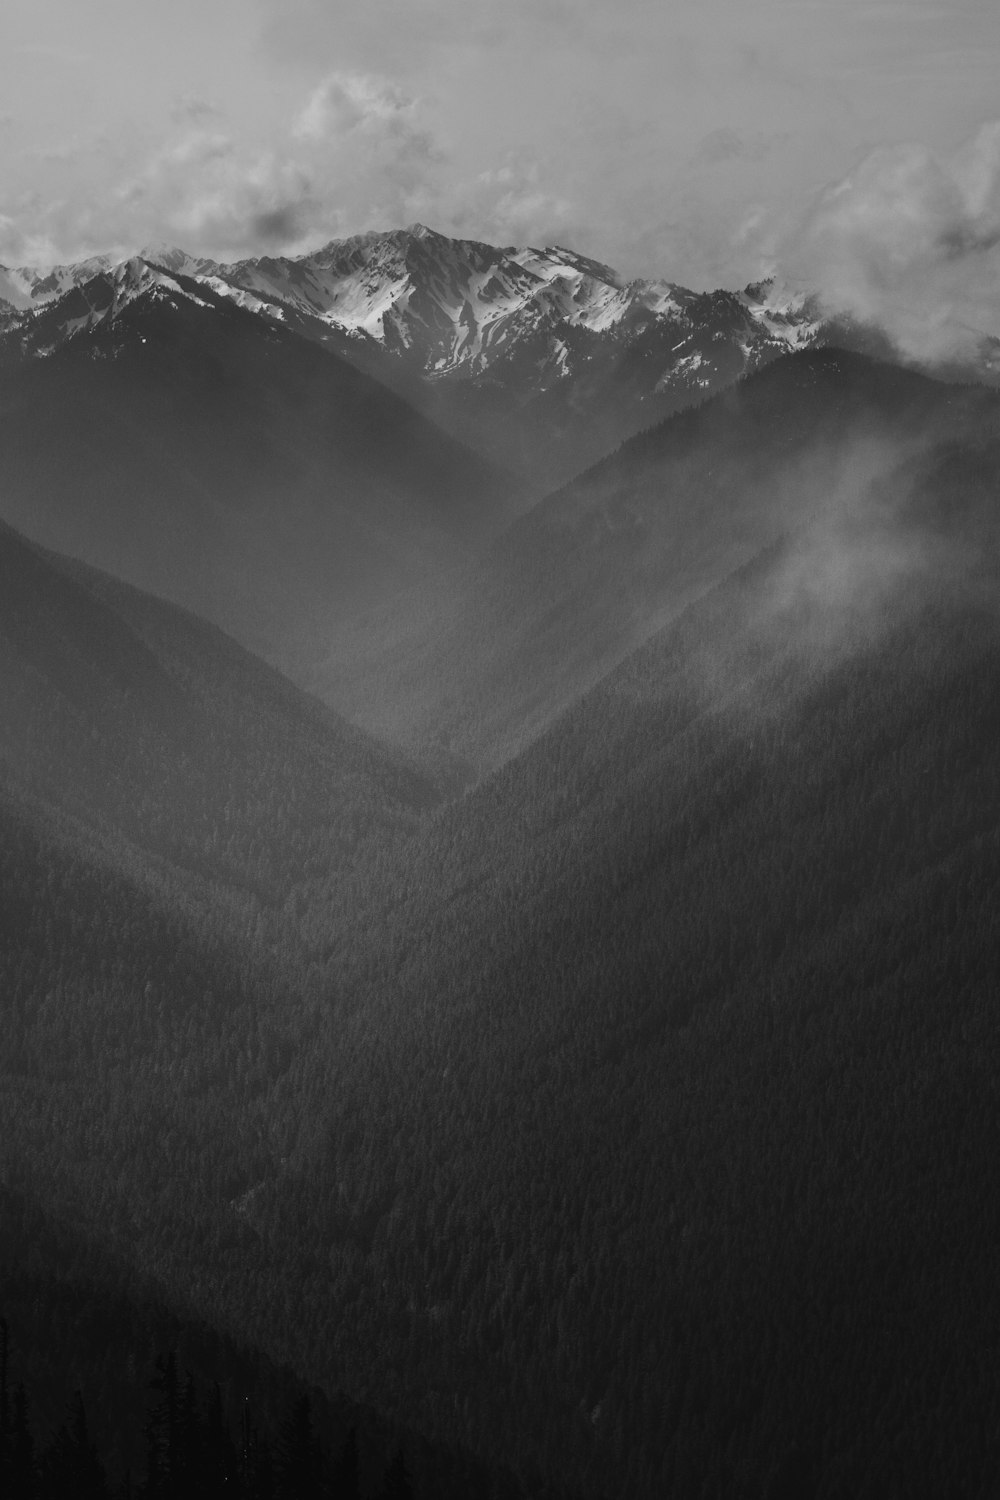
[317,348,1000,767]
[0,265,518,678]
[0,518,445,897]
[268,459,1000,1494]
[6,348,1000,1496]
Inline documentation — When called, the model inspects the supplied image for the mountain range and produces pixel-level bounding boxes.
[4,221,1000,1497]
[317,345,1000,764]
[1,226,821,488]
[0,252,517,679]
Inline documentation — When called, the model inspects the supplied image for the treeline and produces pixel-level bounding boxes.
[0,1182,549,1500]
[0,1323,397,1499]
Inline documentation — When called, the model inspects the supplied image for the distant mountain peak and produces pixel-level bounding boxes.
[138,244,221,278]
[0,254,227,359]
[2,228,822,383]
[0,226,833,489]
[202,227,823,394]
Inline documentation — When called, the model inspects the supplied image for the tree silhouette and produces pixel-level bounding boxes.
[144,1353,181,1498]
[0,1318,9,1489]
[201,1382,238,1496]
[331,1426,360,1500]
[275,1395,325,1500]
[10,1384,36,1500]
[381,1445,414,1500]
[40,1392,108,1500]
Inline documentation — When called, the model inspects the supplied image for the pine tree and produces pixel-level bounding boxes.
[331,1426,360,1500]
[240,1396,276,1500]
[380,1445,414,1500]
[177,1370,202,1496]
[0,1318,9,1486]
[10,1383,36,1500]
[40,1391,108,1500]
[275,1395,325,1500]
[144,1352,181,1498]
[202,1382,238,1497]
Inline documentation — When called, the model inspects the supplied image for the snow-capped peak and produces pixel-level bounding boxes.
[1,254,220,357]
[0,228,826,404]
[738,276,822,349]
[138,244,221,279]
[10,254,117,307]
[210,228,727,376]
[0,265,39,312]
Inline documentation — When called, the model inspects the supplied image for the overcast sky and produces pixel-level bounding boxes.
[3,0,1000,305]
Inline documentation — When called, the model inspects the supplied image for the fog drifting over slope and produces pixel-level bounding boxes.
[785,122,1000,366]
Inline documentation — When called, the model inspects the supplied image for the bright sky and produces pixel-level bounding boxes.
[3,0,1000,298]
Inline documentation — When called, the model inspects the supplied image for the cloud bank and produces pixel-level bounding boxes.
[786,123,1000,365]
[3,0,1000,348]
[0,66,583,268]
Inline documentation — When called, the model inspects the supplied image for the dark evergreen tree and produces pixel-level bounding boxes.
[380,1446,414,1500]
[40,1392,108,1500]
[10,1384,36,1500]
[275,1395,325,1500]
[0,1318,9,1488]
[246,1429,276,1500]
[331,1427,360,1500]
[202,1382,238,1497]
[143,1353,181,1498]
[176,1371,202,1497]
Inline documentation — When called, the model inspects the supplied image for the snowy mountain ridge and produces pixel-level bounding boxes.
[0,226,837,483]
[217,224,821,386]
[0,255,231,358]
[0,224,820,388]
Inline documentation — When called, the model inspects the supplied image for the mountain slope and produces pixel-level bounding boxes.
[224,225,813,380]
[5,345,1000,1497]
[3,229,823,490]
[316,347,1000,766]
[0,518,441,899]
[0,1183,535,1499]
[0,520,477,1488]
[218,224,821,487]
[272,453,1000,1495]
[7,428,1000,1496]
[0,258,518,679]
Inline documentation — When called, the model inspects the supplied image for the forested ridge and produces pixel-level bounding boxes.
[278,554,1000,1495]
[318,348,1000,766]
[0,515,447,894]
[5,348,1000,1496]
[0,1189,537,1498]
[0,266,518,679]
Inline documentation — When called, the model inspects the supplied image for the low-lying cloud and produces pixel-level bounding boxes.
[765,442,934,641]
[0,61,586,269]
[785,122,1000,366]
[0,70,451,266]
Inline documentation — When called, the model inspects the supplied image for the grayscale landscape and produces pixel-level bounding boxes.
[4,4,1000,1496]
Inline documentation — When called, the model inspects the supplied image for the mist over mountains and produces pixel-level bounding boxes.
[4,221,1000,1497]
[318,345,1000,764]
[1,226,820,491]
[0,252,517,680]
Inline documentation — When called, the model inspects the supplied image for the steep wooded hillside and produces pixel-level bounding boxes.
[319,348,1000,766]
[0,264,517,677]
[0,519,441,897]
[270,467,1000,1494]
[6,366,1000,1497]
